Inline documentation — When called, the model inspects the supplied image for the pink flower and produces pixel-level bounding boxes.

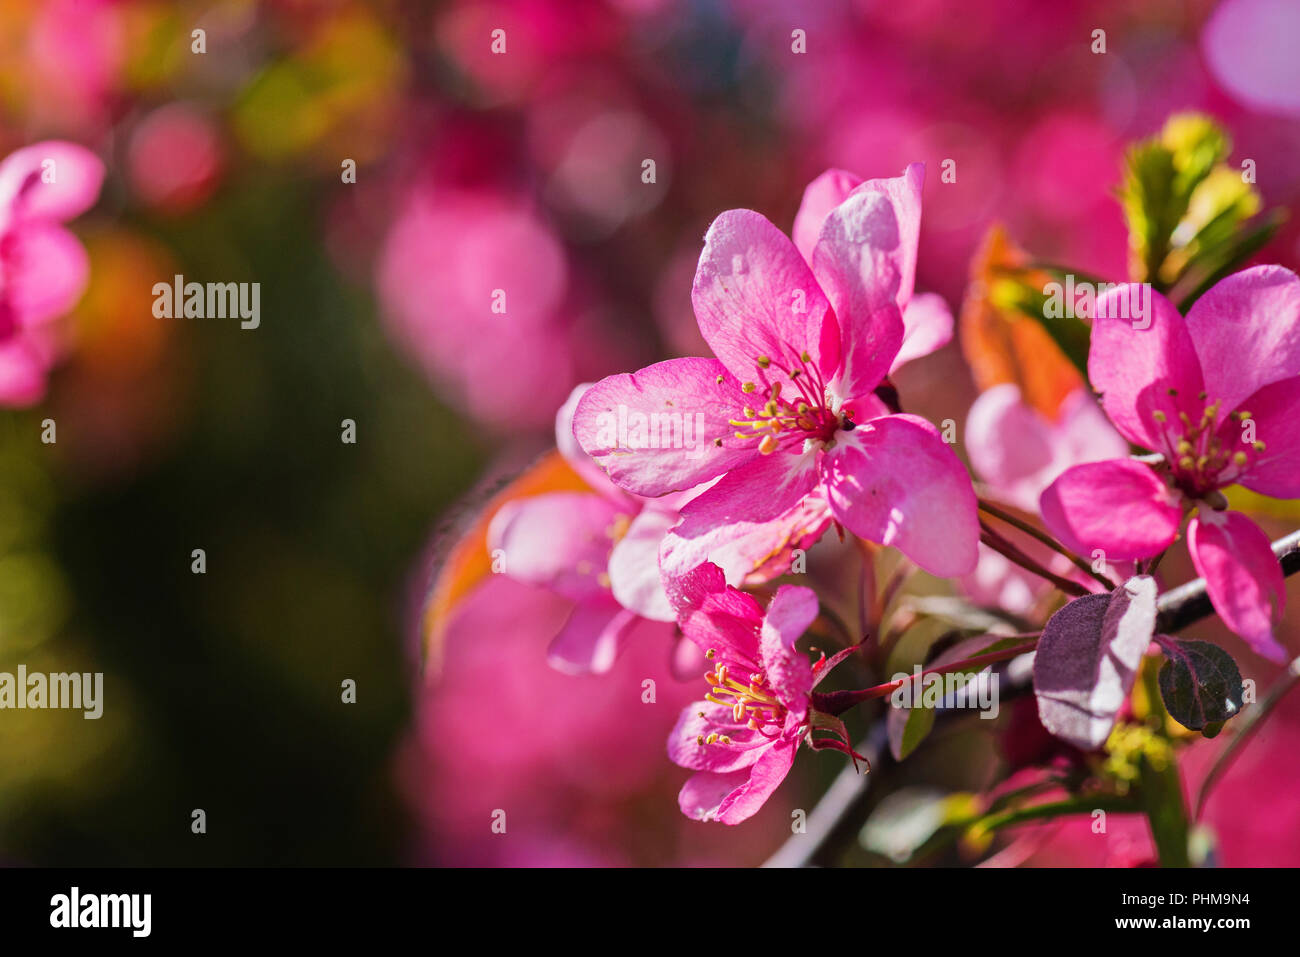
[574,164,979,580]
[960,383,1130,614]
[487,385,680,674]
[1040,268,1300,662]
[966,383,1128,514]
[0,141,105,406]
[665,562,824,824]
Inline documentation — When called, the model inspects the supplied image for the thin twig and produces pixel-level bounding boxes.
[978,498,1116,590]
[980,522,1089,597]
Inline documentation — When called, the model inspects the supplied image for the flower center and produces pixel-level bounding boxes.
[1150,389,1264,498]
[697,652,787,744]
[724,350,846,455]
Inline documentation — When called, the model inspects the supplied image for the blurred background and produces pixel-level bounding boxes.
[2,0,1299,866]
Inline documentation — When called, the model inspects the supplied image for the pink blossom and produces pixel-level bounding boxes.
[487,385,679,673]
[574,164,979,581]
[0,141,104,406]
[967,383,1128,514]
[1041,268,1300,662]
[665,562,823,824]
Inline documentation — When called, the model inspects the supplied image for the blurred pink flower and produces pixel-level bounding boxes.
[487,385,683,673]
[127,105,225,214]
[1203,0,1300,116]
[575,164,979,580]
[1041,270,1300,662]
[967,383,1127,514]
[0,140,104,406]
[375,188,576,430]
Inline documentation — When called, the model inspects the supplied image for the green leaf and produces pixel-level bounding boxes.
[889,701,936,761]
[1155,636,1245,733]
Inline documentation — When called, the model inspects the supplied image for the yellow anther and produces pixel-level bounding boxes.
[696,735,705,746]
[1176,440,1193,455]
[1254,441,1267,452]
[706,733,719,745]
[1178,456,1195,470]
[742,382,757,394]
[1152,411,1166,423]
[716,374,725,384]
[759,434,779,454]
[1233,451,1249,466]
[756,356,771,369]
[705,649,715,659]
[801,351,811,363]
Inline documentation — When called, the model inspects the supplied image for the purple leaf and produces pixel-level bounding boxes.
[1033,576,1158,750]
[1154,636,1244,734]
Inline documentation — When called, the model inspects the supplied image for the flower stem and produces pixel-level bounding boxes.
[978,498,1116,590]
[812,637,1040,716]
[979,521,1090,597]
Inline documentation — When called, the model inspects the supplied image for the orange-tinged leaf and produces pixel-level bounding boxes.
[959,226,1083,421]
[421,450,592,678]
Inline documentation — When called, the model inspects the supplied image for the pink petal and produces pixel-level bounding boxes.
[0,337,49,406]
[677,768,751,822]
[607,508,677,622]
[555,383,621,495]
[1188,510,1288,663]
[572,357,757,497]
[967,384,1128,512]
[670,447,819,529]
[667,562,766,667]
[759,585,818,714]
[2,222,90,326]
[547,602,638,675]
[1088,284,1205,451]
[660,492,833,587]
[1053,386,1132,468]
[820,413,979,577]
[965,383,1057,509]
[811,176,915,404]
[0,141,104,224]
[890,292,953,372]
[1185,265,1300,416]
[691,208,840,384]
[791,168,862,263]
[1226,375,1300,499]
[714,733,799,824]
[486,493,625,602]
[667,701,766,773]
[1039,459,1183,561]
